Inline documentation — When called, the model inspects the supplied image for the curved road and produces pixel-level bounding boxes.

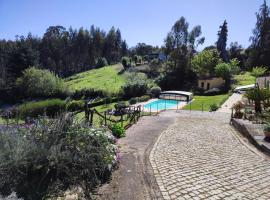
[150,111,270,200]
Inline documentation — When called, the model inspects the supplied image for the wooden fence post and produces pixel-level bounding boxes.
[104,111,107,126]
[90,110,94,126]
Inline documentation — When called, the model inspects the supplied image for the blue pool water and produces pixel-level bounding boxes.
[144,99,179,111]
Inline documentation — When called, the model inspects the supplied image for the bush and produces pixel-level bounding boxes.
[16,67,69,99]
[138,95,151,102]
[209,103,219,112]
[150,86,161,98]
[129,97,137,105]
[96,57,108,68]
[0,114,117,199]
[17,99,66,119]
[121,57,131,69]
[72,88,107,100]
[111,123,125,138]
[121,82,148,99]
[66,100,84,112]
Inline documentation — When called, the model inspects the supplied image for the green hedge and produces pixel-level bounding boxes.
[18,99,66,119]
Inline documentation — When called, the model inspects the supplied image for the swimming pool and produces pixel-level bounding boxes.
[144,99,179,111]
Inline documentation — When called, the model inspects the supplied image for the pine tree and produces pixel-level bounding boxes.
[216,20,229,62]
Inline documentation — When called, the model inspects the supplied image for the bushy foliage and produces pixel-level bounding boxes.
[129,97,137,105]
[111,123,125,138]
[245,87,270,113]
[209,103,219,112]
[95,57,108,68]
[121,57,131,69]
[66,100,84,112]
[150,86,161,98]
[16,67,69,99]
[138,95,151,102]
[191,49,221,77]
[251,66,268,78]
[121,72,150,99]
[72,88,107,100]
[17,99,66,119]
[0,114,117,199]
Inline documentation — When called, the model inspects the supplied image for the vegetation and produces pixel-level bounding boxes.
[0,114,117,199]
[111,123,125,138]
[191,49,221,77]
[251,66,268,78]
[17,99,66,119]
[183,94,229,111]
[233,72,256,87]
[150,86,161,98]
[16,67,69,99]
[216,20,229,62]
[245,87,270,113]
[209,103,219,112]
[66,65,127,95]
[0,25,128,88]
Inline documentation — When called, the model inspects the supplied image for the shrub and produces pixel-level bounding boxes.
[111,123,125,138]
[263,123,270,132]
[129,97,137,105]
[66,100,84,112]
[72,88,107,100]
[114,101,127,111]
[121,82,148,99]
[16,67,69,99]
[96,57,108,68]
[0,114,117,199]
[209,103,219,112]
[138,95,151,102]
[17,99,66,119]
[251,66,267,78]
[150,86,161,98]
[121,57,131,69]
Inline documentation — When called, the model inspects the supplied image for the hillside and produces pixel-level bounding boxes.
[65,64,127,94]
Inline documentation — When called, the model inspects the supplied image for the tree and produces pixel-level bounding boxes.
[248,0,270,68]
[162,17,204,89]
[228,42,246,69]
[215,59,240,90]
[216,20,229,62]
[191,49,221,77]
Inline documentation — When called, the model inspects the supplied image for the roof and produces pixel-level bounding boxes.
[160,91,193,96]
[234,84,255,91]
[198,76,223,80]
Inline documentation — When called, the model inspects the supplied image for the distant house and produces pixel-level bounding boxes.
[256,76,270,89]
[198,77,225,91]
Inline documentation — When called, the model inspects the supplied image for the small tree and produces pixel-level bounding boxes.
[245,87,270,113]
[96,57,108,68]
[251,66,268,78]
[215,59,240,90]
[121,57,131,69]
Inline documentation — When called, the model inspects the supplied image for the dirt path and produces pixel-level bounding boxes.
[97,114,175,200]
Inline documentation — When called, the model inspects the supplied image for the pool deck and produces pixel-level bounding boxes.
[133,99,187,112]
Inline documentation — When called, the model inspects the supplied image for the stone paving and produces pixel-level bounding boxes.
[150,112,270,200]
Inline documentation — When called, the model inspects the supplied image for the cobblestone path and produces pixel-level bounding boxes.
[150,112,270,200]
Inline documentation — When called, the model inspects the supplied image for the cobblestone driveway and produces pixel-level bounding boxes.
[150,112,270,200]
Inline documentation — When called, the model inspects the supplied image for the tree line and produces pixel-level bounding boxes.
[0,25,128,88]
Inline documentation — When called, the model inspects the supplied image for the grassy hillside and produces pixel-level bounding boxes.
[183,94,230,111]
[233,72,255,87]
[66,64,127,94]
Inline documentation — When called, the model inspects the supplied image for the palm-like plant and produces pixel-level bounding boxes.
[245,86,270,113]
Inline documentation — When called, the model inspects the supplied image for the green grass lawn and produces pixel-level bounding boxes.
[66,64,127,95]
[183,94,230,111]
[233,72,255,87]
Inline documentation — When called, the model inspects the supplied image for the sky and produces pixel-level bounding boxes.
[0,0,268,49]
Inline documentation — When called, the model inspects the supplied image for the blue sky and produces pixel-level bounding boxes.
[0,0,268,49]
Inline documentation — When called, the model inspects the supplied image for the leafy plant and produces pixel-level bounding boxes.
[251,66,267,78]
[150,86,161,98]
[245,87,270,113]
[129,97,137,105]
[16,67,69,99]
[0,114,117,199]
[66,100,84,112]
[111,123,125,138]
[232,101,245,118]
[17,99,66,119]
[209,103,219,112]
[95,57,108,68]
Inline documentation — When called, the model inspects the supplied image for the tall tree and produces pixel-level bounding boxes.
[216,20,229,62]
[248,0,270,68]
